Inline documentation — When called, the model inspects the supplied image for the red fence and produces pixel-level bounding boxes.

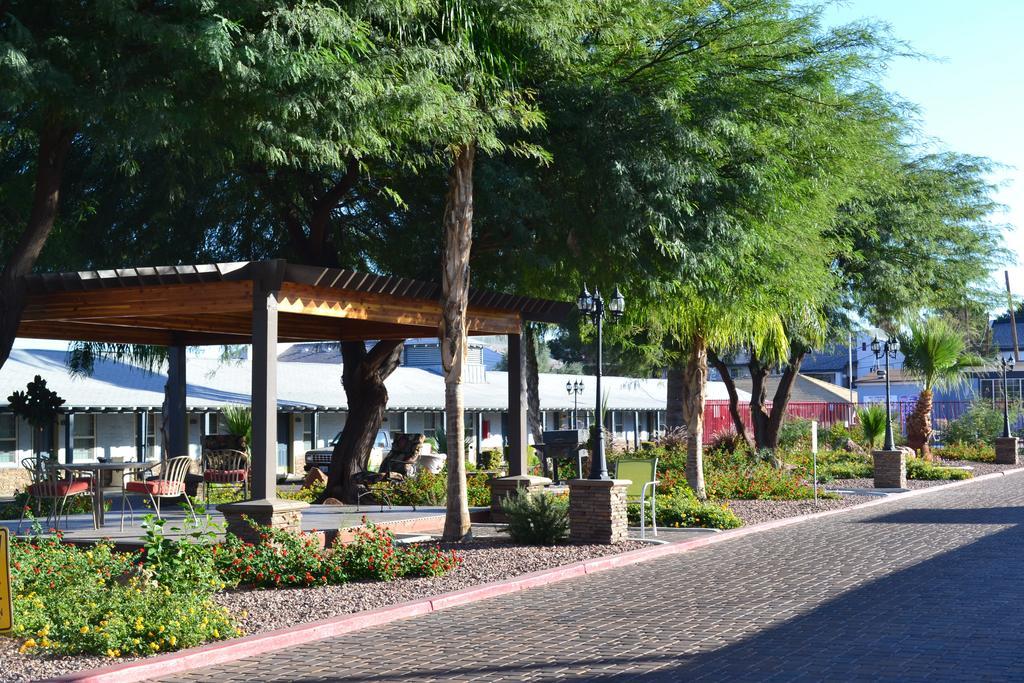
[702,400,981,444]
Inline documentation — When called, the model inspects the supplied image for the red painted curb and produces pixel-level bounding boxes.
[48,465,1024,683]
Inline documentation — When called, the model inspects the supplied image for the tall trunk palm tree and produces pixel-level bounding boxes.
[900,317,983,460]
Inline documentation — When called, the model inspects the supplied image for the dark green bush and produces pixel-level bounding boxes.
[933,442,995,463]
[906,457,972,481]
[501,490,569,545]
[778,418,813,449]
[627,489,742,530]
[943,403,1021,445]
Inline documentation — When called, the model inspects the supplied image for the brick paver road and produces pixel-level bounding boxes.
[162,474,1024,682]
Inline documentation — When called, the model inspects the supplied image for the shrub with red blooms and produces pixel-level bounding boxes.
[213,519,461,588]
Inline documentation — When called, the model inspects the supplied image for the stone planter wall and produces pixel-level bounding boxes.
[487,475,551,523]
[995,437,1020,465]
[217,499,308,544]
[568,478,630,545]
[872,449,906,489]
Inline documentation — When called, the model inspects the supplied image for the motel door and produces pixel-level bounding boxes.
[277,413,290,472]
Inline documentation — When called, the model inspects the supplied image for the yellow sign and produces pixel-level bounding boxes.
[0,527,11,633]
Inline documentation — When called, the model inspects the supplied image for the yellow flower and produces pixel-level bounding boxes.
[39,637,51,647]
[79,625,90,634]
[212,629,220,639]
[168,635,177,647]
[158,625,165,633]
[149,642,160,651]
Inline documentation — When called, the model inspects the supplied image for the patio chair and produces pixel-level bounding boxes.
[615,457,659,539]
[202,449,250,505]
[121,455,197,529]
[17,456,92,534]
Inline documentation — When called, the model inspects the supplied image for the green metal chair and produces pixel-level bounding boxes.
[615,458,659,538]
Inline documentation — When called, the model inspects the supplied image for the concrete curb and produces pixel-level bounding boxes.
[50,465,1024,683]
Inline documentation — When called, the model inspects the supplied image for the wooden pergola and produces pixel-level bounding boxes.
[17,260,571,501]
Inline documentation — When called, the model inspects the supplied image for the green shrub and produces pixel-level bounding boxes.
[933,442,995,463]
[466,472,492,506]
[628,489,742,530]
[906,457,973,481]
[778,418,813,449]
[213,519,460,587]
[337,521,459,581]
[501,490,569,545]
[708,429,750,454]
[823,460,873,479]
[706,462,816,500]
[824,422,854,449]
[478,448,504,471]
[858,405,888,449]
[943,402,1021,445]
[10,534,235,658]
[371,470,447,508]
[138,515,223,595]
[279,480,326,503]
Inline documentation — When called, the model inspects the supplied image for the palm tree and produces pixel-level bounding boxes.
[900,318,983,459]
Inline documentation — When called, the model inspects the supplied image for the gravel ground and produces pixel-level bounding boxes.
[0,537,646,683]
[828,460,1022,491]
[725,495,867,526]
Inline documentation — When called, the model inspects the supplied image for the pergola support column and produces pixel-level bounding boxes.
[219,269,307,542]
[166,345,187,457]
[506,330,528,476]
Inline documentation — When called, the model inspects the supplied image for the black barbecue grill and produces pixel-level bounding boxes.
[537,429,589,484]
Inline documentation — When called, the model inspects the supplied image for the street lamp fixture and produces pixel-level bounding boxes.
[1000,356,1016,438]
[566,380,584,429]
[871,335,900,451]
[577,283,626,479]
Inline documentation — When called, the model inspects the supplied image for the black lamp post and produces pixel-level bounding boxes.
[566,380,584,429]
[1000,356,1016,438]
[871,335,901,451]
[577,284,625,480]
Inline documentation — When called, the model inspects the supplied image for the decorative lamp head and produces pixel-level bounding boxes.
[608,286,626,320]
[576,284,593,315]
[870,337,881,357]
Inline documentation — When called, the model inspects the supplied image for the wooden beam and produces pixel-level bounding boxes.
[17,320,176,345]
[278,283,521,335]
[21,281,253,321]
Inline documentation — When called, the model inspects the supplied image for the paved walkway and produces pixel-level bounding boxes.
[160,474,1024,682]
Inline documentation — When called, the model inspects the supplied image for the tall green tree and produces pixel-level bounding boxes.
[0,2,231,369]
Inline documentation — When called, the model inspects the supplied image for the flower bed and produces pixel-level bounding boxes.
[1,514,463,670]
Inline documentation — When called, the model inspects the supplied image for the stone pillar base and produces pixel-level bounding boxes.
[568,479,630,545]
[995,437,1020,465]
[217,498,309,543]
[488,475,551,523]
[872,450,906,489]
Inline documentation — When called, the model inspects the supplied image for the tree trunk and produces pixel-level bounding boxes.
[681,338,708,500]
[0,123,75,370]
[707,349,752,447]
[748,351,772,450]
[763,348,807,459]
[325,340,404,502]
[666,364,685,429]
[440,143,475,541]
[525,325,544,445]
[907,388,933,459]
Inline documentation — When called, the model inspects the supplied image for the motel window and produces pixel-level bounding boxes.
[73,414,96,461]
[0,414,16,463]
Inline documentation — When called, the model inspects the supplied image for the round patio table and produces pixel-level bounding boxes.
[61,461,151,528]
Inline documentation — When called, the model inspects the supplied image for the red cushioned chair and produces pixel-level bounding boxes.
[202,449,249,504]
[18,456,91,534]
[120,455,196,529]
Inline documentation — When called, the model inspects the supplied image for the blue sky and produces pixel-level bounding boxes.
[825,0,1023,310]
